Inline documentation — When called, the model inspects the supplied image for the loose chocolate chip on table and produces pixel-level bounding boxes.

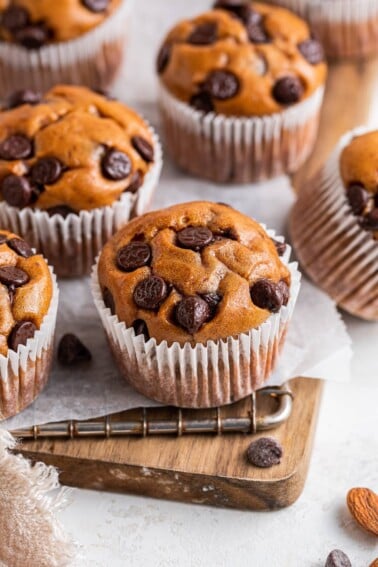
[298,38,325,65]
[117,242,151,272]
[47,205,76,218]
[133,276,168,310]
[246,437,283,468]
[272,76,304,105]
[188,22,218,45]
[203,70,240,100]
[0,266,29,287]
[272,238,287,256]
[190,92,215,114]
[102,148,132,180]
[325,549,352,567]
[14,24,50,49]
[250,279,284,313]
[58,334,92,366]
[7,89,42,109]
[177,226,214,251]
[202,293,222,313]
[0,134,33,160]
[6,237,34,258]
[346,183,369,215]
[132,319,150,341]
[31,157,63,185]
[157,43,171,74]
[1,175,32,208]
[82,0,109,13]
[126,170,143,193]
[361,208,378,230]
[2,6,30,32]
[8,320,37,352]
[131,136,154,163]
[175,296,211,334]
[103,287,115,314]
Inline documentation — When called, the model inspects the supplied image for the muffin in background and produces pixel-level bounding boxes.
[0,84,162,277]
[92,201,301,408]
[156,1,327,183]
[0,0,133,97]
[290,127,378,321]
[0,229,58,420]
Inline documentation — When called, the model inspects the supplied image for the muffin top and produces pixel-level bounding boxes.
[0,0,121,48]
[0,229,52,356]
[157,1,327,117]
[0,85,156,215]
[340,131,378,240]
[98,201,291,346]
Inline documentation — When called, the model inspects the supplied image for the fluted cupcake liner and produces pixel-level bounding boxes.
[0,0,134,98]
[91,230,301,409]
[0,126,163,278]
[265,0,378,59]
[158,82,324,184]
[290,126,378,321]
[0,265,59,421]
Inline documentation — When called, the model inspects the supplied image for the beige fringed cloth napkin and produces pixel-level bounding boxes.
[0,430,74,567]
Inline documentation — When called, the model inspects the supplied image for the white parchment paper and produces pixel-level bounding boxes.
[2,0,352,430]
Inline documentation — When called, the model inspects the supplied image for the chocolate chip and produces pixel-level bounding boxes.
[103,288,115,314]
[47,205,76,218]
[188,22,218,45]
[177,226,213,251]
[250,279,284,313]
[58,334,92,366]
[213,0,249,18]
[298,38,324,65]
[8,320,37,352]
[325,550,352,567]
[14,24,50,49]
[272,239,287,256]
[346,184,369,215]
[102,148,132,180]
[245,11,269,44]
[157,43,171,74]
[0,234,7,244]
[81,0,109,12]
[126,170,143,193]
[7,89,42,109]
[132,319,150,341]
[0,134,33,160]
[175,296,211,334]
[246,437,283,468]
[277,280,290,306]
[131,136,154,163]
[1,175,32,208]
[272,76,304,105]
[0,266,29,287]
[116,242,151,272]
[202,293,222,314]
[189,92,214,114]
[133,276,168,310]
[203,70,240,100]
[31,157,63,185]
[6,237,34,258]
[2,6,29,32]
[361,208,378,231]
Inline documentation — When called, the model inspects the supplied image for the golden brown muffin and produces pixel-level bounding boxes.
[340,131,378,240]
[98,201,291,346]
[0,228,52,356]
[0,0,121,48]
[0,84,156,215]
[157,1,327,117]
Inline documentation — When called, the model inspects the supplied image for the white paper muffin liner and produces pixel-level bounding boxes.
[264,0,378,59]
[290,126,378,321]
[0,264,59,420]
[0,125,163,278]
[91,229,301,409]
[0,0,134,97]
[158,82,324,184]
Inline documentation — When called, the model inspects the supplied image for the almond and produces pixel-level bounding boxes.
[347,488,378,536]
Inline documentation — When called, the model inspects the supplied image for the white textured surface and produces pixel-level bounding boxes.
[57,1,377,565]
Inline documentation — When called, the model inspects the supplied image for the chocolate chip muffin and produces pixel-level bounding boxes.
[157,1,327,183]
[0,0,132,96]
[93,201,301,407]
[0,84,162,277]
[290,127,378,321]
[0,229,58,420]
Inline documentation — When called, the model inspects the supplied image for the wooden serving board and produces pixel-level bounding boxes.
[18,59,378,510]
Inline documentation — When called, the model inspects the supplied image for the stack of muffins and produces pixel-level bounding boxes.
[0,0,375,421]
